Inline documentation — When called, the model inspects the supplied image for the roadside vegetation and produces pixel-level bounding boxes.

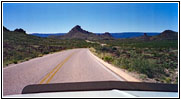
[91,39,178,84]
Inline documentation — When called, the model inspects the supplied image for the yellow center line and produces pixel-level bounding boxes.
[45,54,73,83]
[39,52,75,84]
[39,62,61,84]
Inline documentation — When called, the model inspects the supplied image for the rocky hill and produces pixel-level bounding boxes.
[51,25,113,40]
[135,30,178,41]
[14,28,26,33]
[150,30,178,40]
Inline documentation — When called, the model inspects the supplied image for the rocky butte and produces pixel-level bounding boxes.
[51,25,113,40]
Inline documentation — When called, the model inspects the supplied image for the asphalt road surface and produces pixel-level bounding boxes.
[3,48,124,96]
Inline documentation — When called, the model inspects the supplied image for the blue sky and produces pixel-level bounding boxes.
[3,3,178,33]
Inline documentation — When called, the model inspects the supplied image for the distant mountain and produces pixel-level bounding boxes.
[32,32,160,39]
[111,32,160,38]
[31,33,65,37]
[29,27,177,41]
[51,25,113,40]
[134,30,178,41]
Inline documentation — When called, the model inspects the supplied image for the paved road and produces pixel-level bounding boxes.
[3,48,124,96]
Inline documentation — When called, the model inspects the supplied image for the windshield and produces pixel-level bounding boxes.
[2,2,179,98]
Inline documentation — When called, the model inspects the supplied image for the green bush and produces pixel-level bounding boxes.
[163,77,172,83]
[43,51,49,54]
[120,58,130,69]
[112,59,120,66]
[13,60,18,64]
[103,56,113,63]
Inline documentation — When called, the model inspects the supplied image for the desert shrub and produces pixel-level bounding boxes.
[103,56,114,63]
[117,56,164,78]
[112,58,120,66]
[164,77,172,83]
[43,51,49,54]
[133,58,164,78]
[120,58,130,69]
[139,74,147,79]
[13,60,18,64]
[25,58,30,61]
